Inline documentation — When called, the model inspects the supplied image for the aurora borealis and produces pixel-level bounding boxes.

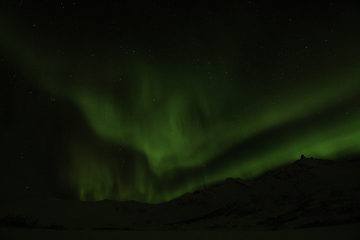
[1,2,360,204]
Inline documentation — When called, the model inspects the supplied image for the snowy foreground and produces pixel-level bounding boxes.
[1,223,360,240]
[1,157,360,239]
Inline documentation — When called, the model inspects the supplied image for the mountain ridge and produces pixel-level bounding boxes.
[1,157,360,230]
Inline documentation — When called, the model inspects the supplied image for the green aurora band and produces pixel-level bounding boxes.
[1,17,360,203]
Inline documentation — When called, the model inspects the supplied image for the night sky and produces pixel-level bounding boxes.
[1,1,360,204]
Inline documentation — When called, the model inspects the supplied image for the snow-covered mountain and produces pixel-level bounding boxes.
[1,157,360,231]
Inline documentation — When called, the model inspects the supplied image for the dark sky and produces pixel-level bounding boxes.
[1,1,360,203]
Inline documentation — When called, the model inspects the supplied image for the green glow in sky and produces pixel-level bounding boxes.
[35,57,360,203]
[1,3,360,203]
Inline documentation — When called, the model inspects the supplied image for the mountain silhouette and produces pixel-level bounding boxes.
[1,157,359,231]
